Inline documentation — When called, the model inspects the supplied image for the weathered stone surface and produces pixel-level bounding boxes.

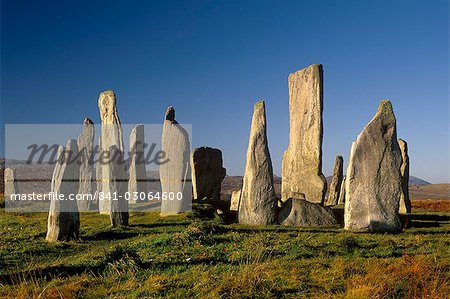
[398,139,411,214]
[230,189,241,211]
[282,64,327,204]
[46,140,80,242]
[238,101,277,225]
[337,176,346,205]
[325,155,343,206]
[108,146,129,227]
[160,106,191,215]
[77,118,95,211]
[4,167,18,200]
[98,90,124,213]
[278,198,338,227]
[191,147,226,201]
[128,124,147,202]
[344,100,402,233]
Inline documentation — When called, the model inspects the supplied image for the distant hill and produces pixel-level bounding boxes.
[409,176,431,186]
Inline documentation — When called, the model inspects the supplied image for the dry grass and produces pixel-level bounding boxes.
[411,199,450,212]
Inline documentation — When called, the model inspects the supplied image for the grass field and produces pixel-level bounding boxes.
[0,202,449,298]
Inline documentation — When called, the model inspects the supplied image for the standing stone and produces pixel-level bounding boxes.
[77,118,95,211]
[325,156,343,206]
[46,140,80,242]
[160,106,191,215]
[4,167,19,200]
[98,90,124,213]
[108,146,129,227]
[337,176,346,205]
[128,125,147,202]
[238,100,277,225]
[230,189,241,211]
[191,147,226,201]
[344,100,402,233]
[282,64,327,204]
[398,139,411,214]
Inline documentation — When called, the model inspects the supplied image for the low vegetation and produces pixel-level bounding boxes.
[0,204,449,298]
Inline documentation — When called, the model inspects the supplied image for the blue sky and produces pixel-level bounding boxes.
[1,0,449,183]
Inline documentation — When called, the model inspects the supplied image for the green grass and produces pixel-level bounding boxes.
[0,208,449,298]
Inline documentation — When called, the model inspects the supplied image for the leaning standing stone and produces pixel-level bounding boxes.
[282,64,327,204]
[77,118,95,211]
[398,139,411,214]
[160,106,191,215]
[128,124,148,203]
[238,100,277,225]
[98,90,124,213]
[191,147,226,201]
[325,155,343,206]
[344,100,402,233]
[46,140,80,242]
[4,167,18,200]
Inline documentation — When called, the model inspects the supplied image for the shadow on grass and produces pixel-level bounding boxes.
[83,231,140,241]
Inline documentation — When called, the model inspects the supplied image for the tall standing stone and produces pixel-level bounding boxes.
[77,118,95,211]
[282,64,327,204]
[4,167,19,200]
[98,90,124,213]
[238,100,277,225]
[325,155,343,206]
[128,124,147,202]
[344,100,402,232]
[398,139,411,214]
[46,140,80,242]
[191,147,226,201]
[160,106,191,215]
[108,145,129,227]
[337,176,346,205]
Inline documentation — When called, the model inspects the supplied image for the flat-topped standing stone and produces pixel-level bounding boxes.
[238,100,277,225]
[398,139,411,214]
[230,189,241,211]
[4,167,18,200]
[344,100,402,233]
[108,145,129,227]
[282,64,327,204]
[325,155,343,206]
[160,106,191,215]
[98,90,124,213]
[77,118,95,211]
[337,176,346,205]
[128,124,147,203]
[46,140,80,242]
[191,147,226,201]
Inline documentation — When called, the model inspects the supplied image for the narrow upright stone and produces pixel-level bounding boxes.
[160,106,191,215]
[4,167,18,200]
[238,100,277,225]
[398,139,411,214]
[77,117,95,211]
[46,140,80,242]
[337,176,346,205]
[344,100,402,233]
[98,90,124,213]
[128,124,147,202]
[191,147,226,201]
[230,189,241,211]
[108,146,129,227]
[325,155,343,206]
[282,64,327,204]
